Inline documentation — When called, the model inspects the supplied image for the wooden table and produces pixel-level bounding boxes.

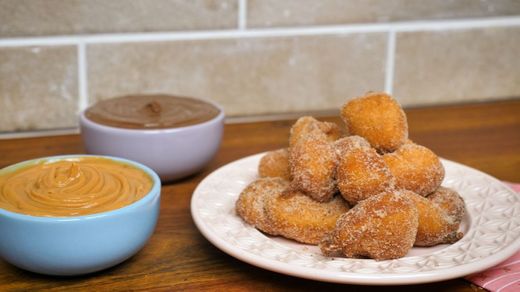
[0,99,519,291]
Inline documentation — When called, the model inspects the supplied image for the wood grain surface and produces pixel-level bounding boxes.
[0,99,519,291]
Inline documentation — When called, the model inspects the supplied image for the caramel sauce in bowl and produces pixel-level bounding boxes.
[80,94,225,182]
[0,155,161,275]
[0,157,153,217]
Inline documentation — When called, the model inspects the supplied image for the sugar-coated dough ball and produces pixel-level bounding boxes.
[289,116,341,147]
[337,147,395,205]
[258,148,291,181]
[341,92,408,153]
[427,186,465,226]
[334,135,371,158]
[289,134,337,202]
[405,190,463,246]
[265,191,350,244]
[383,142,444,196]
[235,177,289,235]
[320,191,418,260]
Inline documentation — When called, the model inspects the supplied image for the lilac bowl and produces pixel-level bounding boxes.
[79,101,224,182]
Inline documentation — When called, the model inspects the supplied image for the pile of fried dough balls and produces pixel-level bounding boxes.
[236,92,466,260]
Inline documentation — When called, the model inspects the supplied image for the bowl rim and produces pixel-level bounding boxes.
[0,154,161,222]
[79,97,225,133]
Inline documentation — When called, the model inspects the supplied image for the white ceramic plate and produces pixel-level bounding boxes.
[191,153,520,285]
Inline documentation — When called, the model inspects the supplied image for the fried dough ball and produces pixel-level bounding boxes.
[334,135,371,158]
[265,191,350,245]
[405,190,463,246]
[428,186,465,226]
[289,116,319,147]
[383,142,445,196]
[340,92,408,153]
[235,177,289,235]
[336,147,395,205]
[258,148,291,181]
[289,134,337,202]
[289,116,342,147]
[320,191,418,260]
[318,120,342,143]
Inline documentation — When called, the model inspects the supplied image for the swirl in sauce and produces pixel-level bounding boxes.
[0,157,153,217]
[85,94,221,129]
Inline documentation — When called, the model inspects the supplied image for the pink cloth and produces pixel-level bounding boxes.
[506,182,520,193]
[465,182,520,292]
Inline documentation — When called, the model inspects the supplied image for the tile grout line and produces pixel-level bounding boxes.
[238,0,247,30]
[0,16,519,47]
[77,42,88,111]
[384,30,396,95]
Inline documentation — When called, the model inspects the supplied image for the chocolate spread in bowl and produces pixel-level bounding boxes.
[85,95,221,129]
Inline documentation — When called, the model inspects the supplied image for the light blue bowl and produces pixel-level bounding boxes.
[0,155,161,276]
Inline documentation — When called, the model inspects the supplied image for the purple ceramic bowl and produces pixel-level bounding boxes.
[79,101,224,182]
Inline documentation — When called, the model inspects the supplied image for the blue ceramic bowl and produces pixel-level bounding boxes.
[0,155,161,276]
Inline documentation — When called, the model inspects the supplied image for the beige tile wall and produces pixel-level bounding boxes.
[0,0,519,134]
[87,34,387,115]
[394,26,520,105]
[0,0,238,37]
[0,46,78,132]
[248,0,520,27]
